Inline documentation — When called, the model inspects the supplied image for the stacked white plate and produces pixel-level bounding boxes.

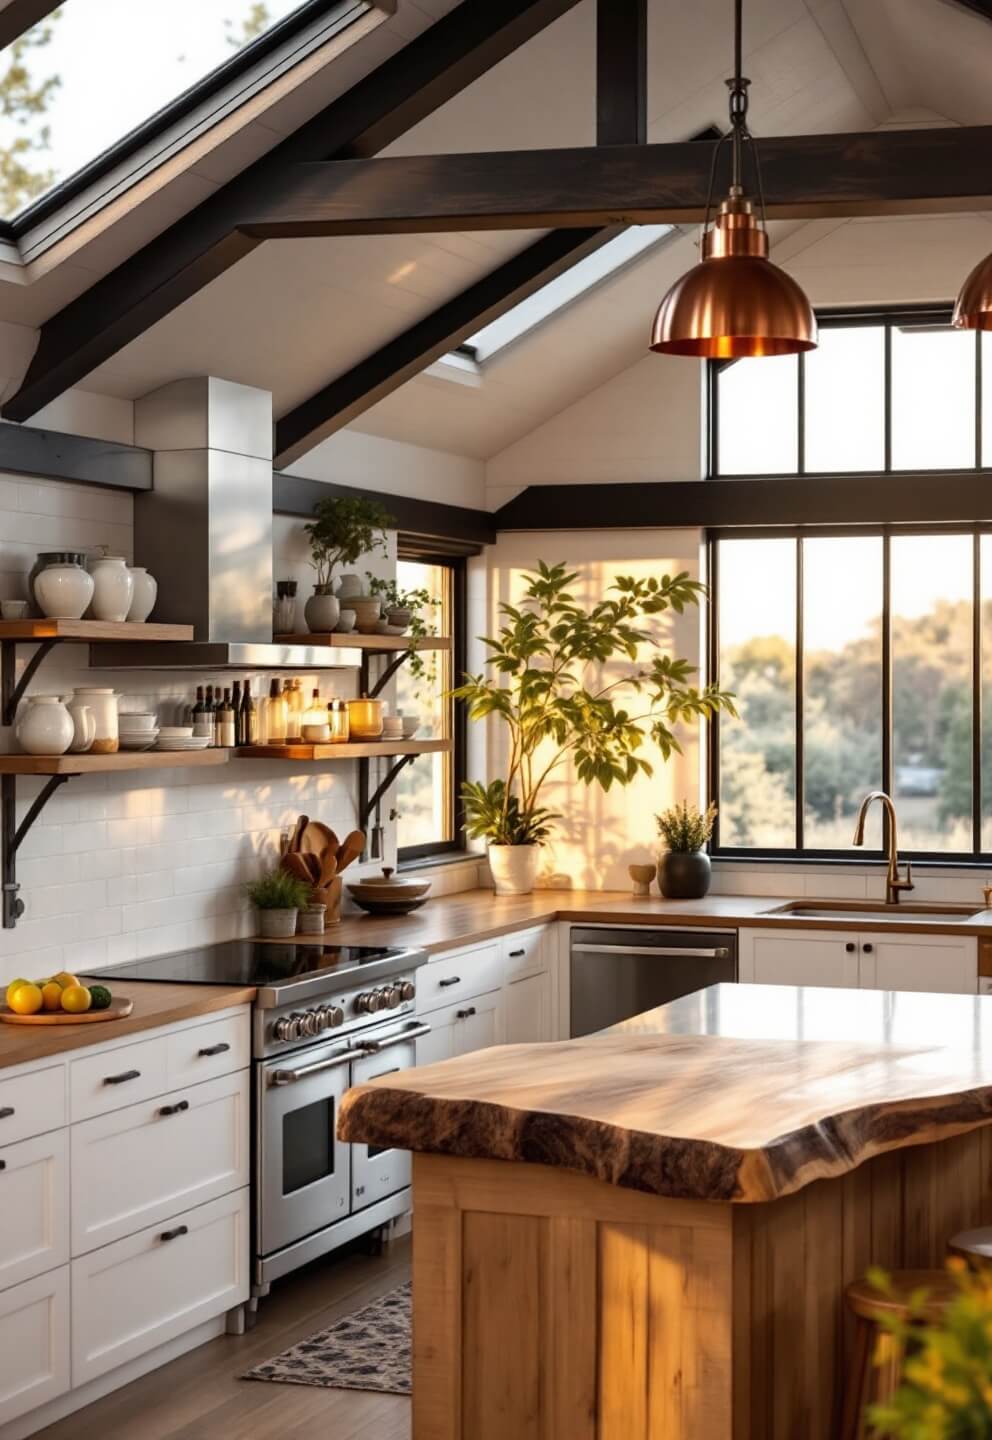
[119,729,160,751]
[154,726,211,753]
[119,712,160,752]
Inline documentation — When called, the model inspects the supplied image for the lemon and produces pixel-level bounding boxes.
[60,985,92,1015]
[4,978,29,1001]
[41,982,63,1012]
[52,972,80,991]
[8,982,43,1016]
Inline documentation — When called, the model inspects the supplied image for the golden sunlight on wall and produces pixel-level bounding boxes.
[484,529,705,892]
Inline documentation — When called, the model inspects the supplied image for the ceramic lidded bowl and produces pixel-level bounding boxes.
[346,867,431,916]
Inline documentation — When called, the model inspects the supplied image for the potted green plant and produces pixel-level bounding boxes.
[302,495,393,633]
[452,562,736,896]
[244,868,312,939]
[655,801,717,899]
[366,574,440,711]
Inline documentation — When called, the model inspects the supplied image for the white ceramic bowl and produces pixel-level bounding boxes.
[400,716,420,739]
[157,725,194,738]
[119,712,158,729]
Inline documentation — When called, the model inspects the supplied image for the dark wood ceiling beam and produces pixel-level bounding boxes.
[0,0,56,49]
[273,227,620,467]
[597,0,647,145]
[952,1,992,20]
[3,0,587,424]
[239,124,992,238]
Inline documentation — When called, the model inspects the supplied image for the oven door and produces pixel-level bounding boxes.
[258,1037,354,1259]
[350,1019,430,1213]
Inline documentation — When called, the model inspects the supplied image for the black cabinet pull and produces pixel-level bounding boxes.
[438,976,461,988]
[508,949,525,958]
[198,1042,230,1057]
[845,942,855,953]
[0,1159,6,1171]
[862,943,874,954]
[0,1106,14,1120]
[159,1225,189,1243]
[103,1069,141,1086]
[456,1007,476,1020]
[159,1100,190,1118]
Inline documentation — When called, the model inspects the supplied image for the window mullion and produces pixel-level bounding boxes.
[795,538,805,852]
[881,533,893,854]
[973,531,982,857]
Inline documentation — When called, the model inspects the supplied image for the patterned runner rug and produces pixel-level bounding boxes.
[243,1282,411,1395]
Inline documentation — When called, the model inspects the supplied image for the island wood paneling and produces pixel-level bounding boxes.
[412,1132,992,1440]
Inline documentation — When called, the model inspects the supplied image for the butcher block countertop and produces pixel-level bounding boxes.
[0,980,255,1070]
[260,885,992,953]
[339,981,992,1202]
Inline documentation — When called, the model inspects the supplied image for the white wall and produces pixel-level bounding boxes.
[282,427,487,510]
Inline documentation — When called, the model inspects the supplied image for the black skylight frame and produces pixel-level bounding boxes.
[0,0,368,241]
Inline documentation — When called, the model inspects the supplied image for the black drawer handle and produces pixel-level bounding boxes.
[845,942,855,953]
[103,1069,141,1086]
[862,943,874,954]
[0,1106,14,1120]
[159,1100,190,1118]
[438,976,461,988]
[0,1158,5,1171]
[456,1007,476,1020]
[508,949,525,958]
[198,1042,230,1057]
[160,1225,189,1243]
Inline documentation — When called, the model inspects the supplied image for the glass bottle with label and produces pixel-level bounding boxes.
[266,679,287,745]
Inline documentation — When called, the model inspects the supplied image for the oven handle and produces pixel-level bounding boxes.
[571,943,732,959]
[267,1050,357,1086]
[359,1022,432,1055]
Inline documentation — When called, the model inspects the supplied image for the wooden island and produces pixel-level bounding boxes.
[338,983,992,1440]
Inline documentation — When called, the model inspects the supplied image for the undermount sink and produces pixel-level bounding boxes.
[760,901,985,924]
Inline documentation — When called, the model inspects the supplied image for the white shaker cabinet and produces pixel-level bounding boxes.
[416,989,504,1066]
[858,931,977,994]
[739,926,978,994]
[504,970,554,1045]
[0,1267,70,1427]
[0,1130,69,1292]
[738,928,862,989]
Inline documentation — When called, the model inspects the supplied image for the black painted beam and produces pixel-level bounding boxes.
[273,471,496,547]
[273,227,619,467]
[239,125,992,238]
[4,0,587,424]
[0,422,152,490]
[953,1,992,20]
[597,0,647,145]
[496,472,992,532]
[0,0,56,50]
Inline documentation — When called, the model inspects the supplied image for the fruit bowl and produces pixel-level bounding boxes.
[0,975,130,1025]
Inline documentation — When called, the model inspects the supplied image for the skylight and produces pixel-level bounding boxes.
[461,225,678,363]
[0,0,356,223]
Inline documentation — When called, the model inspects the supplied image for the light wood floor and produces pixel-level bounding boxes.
[38,1239,412,1440]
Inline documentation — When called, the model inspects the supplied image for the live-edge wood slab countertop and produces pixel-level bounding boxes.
[0,980,255,1070]
[339,981,992,1203]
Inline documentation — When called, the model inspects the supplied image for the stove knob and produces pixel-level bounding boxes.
[302,1011,320,1037]
[355,991,380,1015]
[399,980,415,1002]
[327,1005,345,1028]
[384,985,402,1010]
[273,1017,292,1042]
[313,1007,330,1033]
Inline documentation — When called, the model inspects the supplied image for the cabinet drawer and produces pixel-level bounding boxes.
[71,1188,249,1388]
[501,926,548,982]
[0,1129,68,1292]
[0,1064,66,1146]
[71,1070,250,1255]
[416,942,502,1015]
[416,989,504,1066]
[0,1266,70,1427]
[166,1011,250,1089]
[70,1034,170,1122]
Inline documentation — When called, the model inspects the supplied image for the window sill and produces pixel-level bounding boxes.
[713,853,992,872]
[398,851,481,875]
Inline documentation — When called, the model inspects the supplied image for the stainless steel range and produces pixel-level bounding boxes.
[90,937,429,1296]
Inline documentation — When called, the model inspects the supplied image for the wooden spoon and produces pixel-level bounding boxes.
[300,821,338,857]
[302,852,323,885]
[289,814,309,854]
[335,830,366,873]
[281,852,314,887]
[319,850,338,888]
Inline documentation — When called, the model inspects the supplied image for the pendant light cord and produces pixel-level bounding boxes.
[702,0,769,241]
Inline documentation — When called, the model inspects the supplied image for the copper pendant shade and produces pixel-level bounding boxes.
[650,0,817,360]
[953,251,992,331]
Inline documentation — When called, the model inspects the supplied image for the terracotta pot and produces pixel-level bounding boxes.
[488,844,541,896]
[657,849,712,900]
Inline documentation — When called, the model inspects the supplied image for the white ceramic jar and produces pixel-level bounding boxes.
[335,573,363,601]
[304,588,340,634]
[126,567,157,622]
[71,687,119,753]
[65,699,95,753]
[88,555,133,622]
[34,562,94,621]
[15,696,74,756]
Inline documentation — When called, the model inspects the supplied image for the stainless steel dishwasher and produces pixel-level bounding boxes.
[569,926,738,1036]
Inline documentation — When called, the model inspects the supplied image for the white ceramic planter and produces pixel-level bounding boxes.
[335,573,363,601]
[304,588,341,633]
[258,908,299,939]
[488,844,541,896]
[126,567,157,622]
[71,687,119,753]
[351,597,382,634]
[15,696,74,755]
[34,563,94,620]
[89,555,133,622]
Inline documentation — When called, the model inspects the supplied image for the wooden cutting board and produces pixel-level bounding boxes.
[0,997,134,1026]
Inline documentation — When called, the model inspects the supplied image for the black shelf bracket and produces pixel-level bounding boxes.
[1,638,63,727]
[2,771,70,927]
[359,646,417,700]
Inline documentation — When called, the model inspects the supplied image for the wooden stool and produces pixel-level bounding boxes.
[841,1270,958,1440]
[948,1226,992,1267]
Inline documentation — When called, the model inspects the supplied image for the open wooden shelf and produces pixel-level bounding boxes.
[0,620,193,641]
[276,633,450,652]
[239,738,452,762]
[0,750,231,775]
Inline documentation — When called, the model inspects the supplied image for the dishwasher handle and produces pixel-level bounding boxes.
[571,942,732,959]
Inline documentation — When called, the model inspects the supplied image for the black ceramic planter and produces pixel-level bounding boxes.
[658,849,711,900]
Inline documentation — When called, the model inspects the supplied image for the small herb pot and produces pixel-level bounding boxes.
[297,904,327,936]
[258,907,299,939]
[657,850,711,900]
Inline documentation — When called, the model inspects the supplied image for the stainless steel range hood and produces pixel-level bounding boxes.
[92,437,355,670]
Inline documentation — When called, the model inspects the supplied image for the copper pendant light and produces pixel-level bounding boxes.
[954,251,992,331]
[650,0,817,359]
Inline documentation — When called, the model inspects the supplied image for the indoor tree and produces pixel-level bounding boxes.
[453,561,737,893]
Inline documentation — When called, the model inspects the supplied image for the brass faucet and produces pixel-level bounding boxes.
[852,790,914,905]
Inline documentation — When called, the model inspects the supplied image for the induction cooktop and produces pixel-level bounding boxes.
[87,938,424,992]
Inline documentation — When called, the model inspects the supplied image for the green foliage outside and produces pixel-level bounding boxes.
[0,11,60,215]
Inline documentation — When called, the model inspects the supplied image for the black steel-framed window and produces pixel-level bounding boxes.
[395,551,467,863]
